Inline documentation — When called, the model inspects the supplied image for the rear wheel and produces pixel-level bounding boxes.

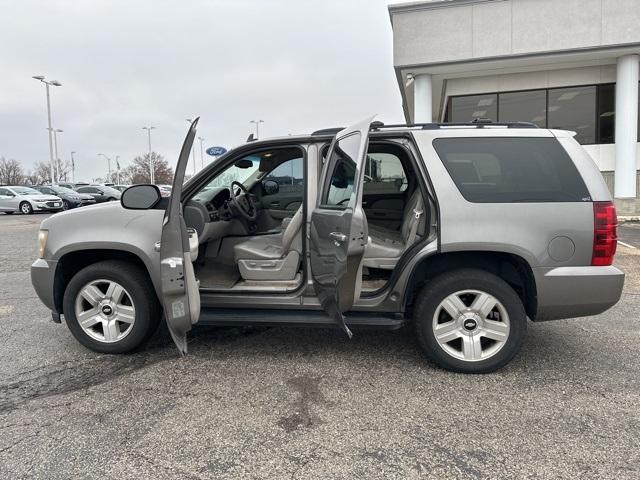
[63,260,161,353]
[413,269,527,374]
[20,202,33,214]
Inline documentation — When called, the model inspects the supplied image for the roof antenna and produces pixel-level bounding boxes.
[246,133,255,142]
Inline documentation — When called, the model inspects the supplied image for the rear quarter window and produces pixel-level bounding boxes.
[432,137,590,203]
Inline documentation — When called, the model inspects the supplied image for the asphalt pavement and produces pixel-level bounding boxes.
[0,213,639,479]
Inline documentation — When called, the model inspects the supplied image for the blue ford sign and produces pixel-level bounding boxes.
[206,146,227,156]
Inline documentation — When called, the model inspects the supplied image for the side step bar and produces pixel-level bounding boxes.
[197,308,405,330]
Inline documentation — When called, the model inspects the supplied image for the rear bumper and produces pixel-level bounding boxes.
[31,258,58,312]
[534,265,625,321]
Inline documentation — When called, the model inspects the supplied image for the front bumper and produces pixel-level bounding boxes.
[534,265,625,321]
[31,258,58,312]
[33,202,63,211]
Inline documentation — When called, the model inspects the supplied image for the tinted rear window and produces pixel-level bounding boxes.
[432,137,590,203]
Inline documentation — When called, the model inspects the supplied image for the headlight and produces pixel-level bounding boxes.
[37,230,48,259]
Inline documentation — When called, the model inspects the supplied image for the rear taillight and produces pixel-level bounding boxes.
[592,201,617,266]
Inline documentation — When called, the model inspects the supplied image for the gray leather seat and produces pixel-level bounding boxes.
[363,189,425,270]
[233,206,303,280]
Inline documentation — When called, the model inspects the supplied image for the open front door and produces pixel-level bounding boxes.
[309,116,373,338]
[159,118,201,355]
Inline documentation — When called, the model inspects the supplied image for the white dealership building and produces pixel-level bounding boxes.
[388,0,640,214]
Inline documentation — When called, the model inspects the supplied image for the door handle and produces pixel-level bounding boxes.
[270,201,280,207]
[329,232,347,245]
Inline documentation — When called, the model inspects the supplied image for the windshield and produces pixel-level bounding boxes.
[12,187,41,195]
[192,156,261,203]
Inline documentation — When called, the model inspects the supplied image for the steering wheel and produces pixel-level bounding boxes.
[229,181,258,221]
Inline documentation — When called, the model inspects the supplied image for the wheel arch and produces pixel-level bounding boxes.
[404,250,537,320]
[53,249,159,314]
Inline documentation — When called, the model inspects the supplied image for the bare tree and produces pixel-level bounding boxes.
[120,152,173,185]
[0,157,25,185]
[28,161,53,185]
[56,159,72,182]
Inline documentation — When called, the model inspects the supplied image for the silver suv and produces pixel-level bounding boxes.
[30,118,624,373]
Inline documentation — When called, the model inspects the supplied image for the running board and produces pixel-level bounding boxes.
[197,308,405,330]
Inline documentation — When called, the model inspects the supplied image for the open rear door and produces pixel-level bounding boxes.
[159,118,201,355]
[309,116,373,337]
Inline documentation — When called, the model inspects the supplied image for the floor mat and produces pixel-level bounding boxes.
[195,261,241,289]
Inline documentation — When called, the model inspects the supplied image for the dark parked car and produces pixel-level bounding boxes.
[33,185,84,210]
[75,185,122,203]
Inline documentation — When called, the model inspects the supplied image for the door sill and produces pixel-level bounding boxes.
[197,308,404,329]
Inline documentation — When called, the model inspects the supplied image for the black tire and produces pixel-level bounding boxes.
[19,201,33,215]
[62,200,70,210]
[413,269,527,374]
[63,260,161,354]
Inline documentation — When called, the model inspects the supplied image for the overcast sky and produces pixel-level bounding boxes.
[0,0,406,182]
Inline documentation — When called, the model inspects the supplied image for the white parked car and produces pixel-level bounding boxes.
[0,186,63,214]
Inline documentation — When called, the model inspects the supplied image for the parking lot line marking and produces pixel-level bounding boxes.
[618,240,636,249]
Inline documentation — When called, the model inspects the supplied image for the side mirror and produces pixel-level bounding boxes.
[262,180,279,195]
[121,185,161,210]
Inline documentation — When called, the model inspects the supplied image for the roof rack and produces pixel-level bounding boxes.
[311,120,538,137]
[311,127,345,136]
[370,121,539,130]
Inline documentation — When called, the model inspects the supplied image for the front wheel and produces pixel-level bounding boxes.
[20,202,33,214]
[413,269,527,374]
[63,260,161,353]
[62,200,70,210]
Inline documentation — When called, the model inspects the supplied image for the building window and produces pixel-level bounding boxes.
[498,89,547,127]
[448,94,498,123]
[445,82,640,145]
[548,86,597,145]
[598,83,615,145]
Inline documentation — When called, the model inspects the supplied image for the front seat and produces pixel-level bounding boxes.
[233,206,303,281]
[363,188,426,270]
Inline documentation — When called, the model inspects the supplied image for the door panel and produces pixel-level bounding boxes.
[309,116,373,337]
[159,118,201,355]
[362,192,406,230]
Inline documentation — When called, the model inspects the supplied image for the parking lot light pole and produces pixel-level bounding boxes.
[70,151,76,183]
[250,119,264,139]
[142,126,156,184]
[197,136,205,169]
[186,119,196,175]
[98,153,111,183]
[33,76,62,184]
[115,155,121,185]
[53,129,63,182]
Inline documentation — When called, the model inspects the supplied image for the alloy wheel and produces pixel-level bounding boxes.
[432,289,510,362]
[74,279,136,343]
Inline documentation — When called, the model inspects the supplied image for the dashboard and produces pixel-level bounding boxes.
[184,186,249,244]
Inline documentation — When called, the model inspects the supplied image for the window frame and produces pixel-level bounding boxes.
[444,82,640,146]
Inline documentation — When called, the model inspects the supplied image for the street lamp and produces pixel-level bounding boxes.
[197,136,205,170]
[70,151,76,183]
[53,129,63,183]
[186,119,196,175]
[98,153,112,182]
[115,155,121,185]
[142,126,156,183]
[250,119,264,139]
[33,75,62,184]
